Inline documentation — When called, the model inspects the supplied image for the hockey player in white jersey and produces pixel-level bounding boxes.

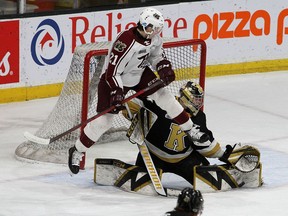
[68,7,209,174]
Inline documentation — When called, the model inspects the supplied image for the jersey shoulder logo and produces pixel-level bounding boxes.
[114,40,127,52]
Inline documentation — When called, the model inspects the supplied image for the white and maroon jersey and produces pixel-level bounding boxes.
[101,27,166,89]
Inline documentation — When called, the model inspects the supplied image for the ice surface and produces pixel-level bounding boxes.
[1,71,288,216]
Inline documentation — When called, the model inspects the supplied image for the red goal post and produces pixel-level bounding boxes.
[15,38,207,167]
[81,39,207,130]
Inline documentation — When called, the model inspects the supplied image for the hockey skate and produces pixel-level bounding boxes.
[186,125,209,143]
[68,146,84,174]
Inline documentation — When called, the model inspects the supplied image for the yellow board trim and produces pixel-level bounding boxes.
[206,58,288,77]
[0,83,63,104]
[1,58,287,104]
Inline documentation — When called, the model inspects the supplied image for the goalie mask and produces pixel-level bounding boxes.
[139,8,164,38]
[176,188,204,215]
[179,81,204,116]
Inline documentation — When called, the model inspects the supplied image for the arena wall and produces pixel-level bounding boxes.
[0,0,287,103]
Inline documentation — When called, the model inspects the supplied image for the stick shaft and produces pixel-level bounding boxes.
[25,80,163,145]
[125,101,167,196]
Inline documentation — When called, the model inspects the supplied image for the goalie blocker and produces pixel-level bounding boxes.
[94,158,263,196]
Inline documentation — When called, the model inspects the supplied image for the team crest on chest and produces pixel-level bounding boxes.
[144,40,151,46]
[114,41,127,52]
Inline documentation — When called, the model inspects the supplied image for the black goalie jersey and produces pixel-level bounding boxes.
[143,99,214,163]
[123,98,221,164]
[122,98,224,184]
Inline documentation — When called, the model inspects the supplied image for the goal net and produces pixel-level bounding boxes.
[15,38,207,165]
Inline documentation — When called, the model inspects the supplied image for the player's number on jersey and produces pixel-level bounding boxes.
[109,53,118,65]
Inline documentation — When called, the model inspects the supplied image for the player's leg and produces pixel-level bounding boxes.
[149,88,209,142]
[165,151,205,185]
[137,150,204,186]
[134,67,208,142]
[68,77,115,174]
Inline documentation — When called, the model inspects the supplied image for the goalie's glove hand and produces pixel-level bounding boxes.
[110,87,125,114]
[156,59,175,86]
[219,144,236,165]
[219,144,261,172]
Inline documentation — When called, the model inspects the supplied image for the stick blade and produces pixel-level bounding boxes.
[23,132,50,145]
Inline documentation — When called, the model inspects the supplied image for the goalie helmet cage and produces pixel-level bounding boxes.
[15,38,207,166]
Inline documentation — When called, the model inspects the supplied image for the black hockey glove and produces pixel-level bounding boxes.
[110,87,125,114]
[156,59,175,86]
[219,144,236,165]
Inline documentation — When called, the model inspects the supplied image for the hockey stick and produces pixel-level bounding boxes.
[137,144,167,196]
[124,103,167,197]
[24,80,164,145]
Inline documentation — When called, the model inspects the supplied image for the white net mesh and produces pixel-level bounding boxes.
[15,38,206,164]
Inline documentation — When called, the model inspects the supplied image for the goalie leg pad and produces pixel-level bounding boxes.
[94,158,164,196]
[193,163,263,193]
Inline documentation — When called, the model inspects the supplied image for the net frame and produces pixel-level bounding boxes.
[15,38,207,166]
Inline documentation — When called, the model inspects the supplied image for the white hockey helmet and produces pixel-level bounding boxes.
[139,7,164,37]
[178,81,204,116]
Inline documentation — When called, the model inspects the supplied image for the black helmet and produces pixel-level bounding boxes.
[178,81,204,116]
[176,188,204,214]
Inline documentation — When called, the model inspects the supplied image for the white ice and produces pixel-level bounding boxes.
[1,71,288,216]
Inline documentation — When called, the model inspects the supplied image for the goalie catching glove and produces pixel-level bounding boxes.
[110,87,125,114]
[219,143,260,173]
[156,59,175,85]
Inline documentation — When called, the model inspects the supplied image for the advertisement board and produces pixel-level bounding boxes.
[0,0,287,102]
[0,20,20,85]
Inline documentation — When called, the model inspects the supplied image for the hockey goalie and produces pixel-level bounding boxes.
[94,81,263,196]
